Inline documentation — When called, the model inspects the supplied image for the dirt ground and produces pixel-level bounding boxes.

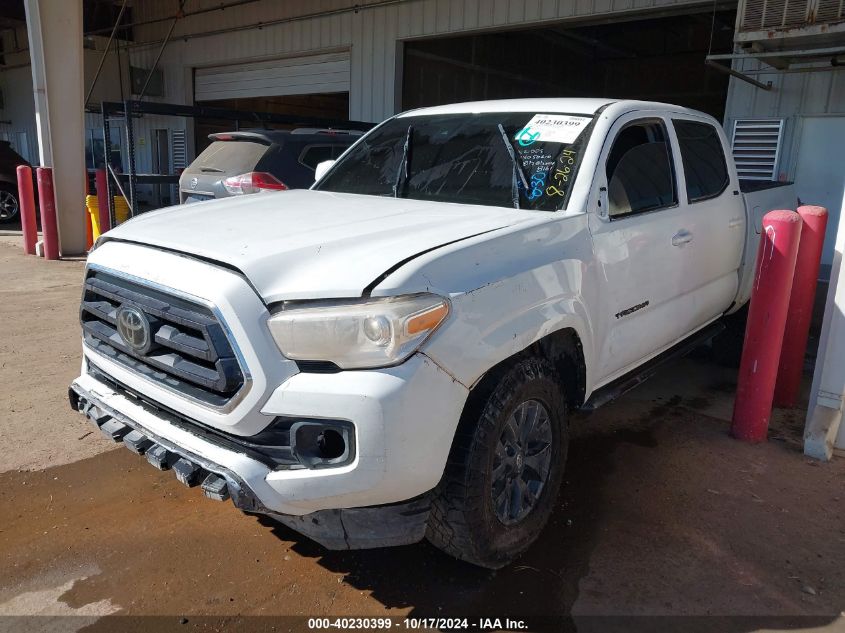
[0,239,116,472]
[0,238,843,632]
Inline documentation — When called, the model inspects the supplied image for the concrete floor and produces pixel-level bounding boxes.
[0,237,843,632]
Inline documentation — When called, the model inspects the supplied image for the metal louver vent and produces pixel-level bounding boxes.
[170,129,188,202]
[171,129,188,170]
[816,0,845,21]
[731,119,785,181]
[739,0,844,31]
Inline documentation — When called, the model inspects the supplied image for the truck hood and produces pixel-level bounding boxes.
[103,190,529,303]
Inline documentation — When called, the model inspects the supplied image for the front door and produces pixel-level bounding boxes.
[587,112,691,384]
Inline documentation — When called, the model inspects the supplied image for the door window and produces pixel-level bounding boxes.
[673,119,729,202]
[605,120,677,219]
[298,144,348,171]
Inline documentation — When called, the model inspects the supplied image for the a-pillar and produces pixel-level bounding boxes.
[23,0,86,256]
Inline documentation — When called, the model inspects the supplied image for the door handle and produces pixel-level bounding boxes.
[672,230,693,247]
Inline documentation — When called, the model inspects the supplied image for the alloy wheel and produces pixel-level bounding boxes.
[491,399,553,525]
[0,190,19,221]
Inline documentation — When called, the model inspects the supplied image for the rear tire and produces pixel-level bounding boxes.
[427,357,568,569]
[0,184,20,223]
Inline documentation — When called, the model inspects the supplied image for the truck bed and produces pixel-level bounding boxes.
[740,180,794,194]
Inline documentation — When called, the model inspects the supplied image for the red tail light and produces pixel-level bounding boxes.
[222,172,288,195]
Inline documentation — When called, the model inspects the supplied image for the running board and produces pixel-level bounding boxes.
[581,321,726,411]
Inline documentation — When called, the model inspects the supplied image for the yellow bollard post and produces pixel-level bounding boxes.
[113,196,130,225]
[85,194,101,240]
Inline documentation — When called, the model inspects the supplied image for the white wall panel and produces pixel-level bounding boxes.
[93,0,845,240]
[0,66,39,164]
[194,52,350,101]
[724,62,845,180]
[724,62,845,273]
[128,0,711,123]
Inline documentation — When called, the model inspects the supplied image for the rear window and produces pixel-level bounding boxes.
[184,140,269,176]
[298,144,350,170]
[672,120,729,202]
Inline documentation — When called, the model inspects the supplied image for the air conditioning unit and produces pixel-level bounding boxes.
[736,0,845,50]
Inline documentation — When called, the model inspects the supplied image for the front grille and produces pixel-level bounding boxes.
[80,270,244,407]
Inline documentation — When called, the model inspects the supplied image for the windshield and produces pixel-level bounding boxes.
[315,112,595,211]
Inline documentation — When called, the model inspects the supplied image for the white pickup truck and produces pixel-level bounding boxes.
[70,98,794,568]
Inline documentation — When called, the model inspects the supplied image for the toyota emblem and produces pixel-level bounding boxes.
[116,305,151,353]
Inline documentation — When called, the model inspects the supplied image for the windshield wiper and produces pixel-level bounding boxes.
[498,124,528,210]
[393,125,413,198]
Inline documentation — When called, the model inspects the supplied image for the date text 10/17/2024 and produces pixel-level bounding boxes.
[307,617,529,630]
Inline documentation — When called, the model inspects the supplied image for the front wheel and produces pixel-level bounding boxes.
[0,184,20,223]
[427,357,568,568]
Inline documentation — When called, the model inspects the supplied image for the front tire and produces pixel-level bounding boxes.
[427,357,568,568]
[0,184,20,223]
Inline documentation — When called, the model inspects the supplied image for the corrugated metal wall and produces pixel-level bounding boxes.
[107,0,845,215]
[127,0,711,123]
[724,59,845,180]
[724,60,845,270]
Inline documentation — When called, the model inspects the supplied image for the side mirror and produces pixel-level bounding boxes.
[314,160,336,183]
[597,186,609,220]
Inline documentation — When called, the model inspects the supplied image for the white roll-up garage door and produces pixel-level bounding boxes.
[194,51,350,102]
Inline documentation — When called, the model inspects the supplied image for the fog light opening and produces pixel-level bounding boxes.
[290,421,353,468]
[317,429,345,460]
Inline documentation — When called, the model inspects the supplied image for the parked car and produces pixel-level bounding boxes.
[178,128,365,203]
[0,141,29,223]
[71,99,795,568]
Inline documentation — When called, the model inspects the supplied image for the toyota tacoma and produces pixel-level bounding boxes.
[70,99,794,568]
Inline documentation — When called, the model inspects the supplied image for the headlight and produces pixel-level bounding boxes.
[267,294,449,369]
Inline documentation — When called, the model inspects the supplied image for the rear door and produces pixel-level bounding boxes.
[667,115,745,330]
[180,139,270,203]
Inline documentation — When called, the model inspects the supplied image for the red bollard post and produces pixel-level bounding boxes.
[731,210,803,442]
[16,165,38,255]
[773,205,829,408]
[35,167,60,260]
[95,168,111,234]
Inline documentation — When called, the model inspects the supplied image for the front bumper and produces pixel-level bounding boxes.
[69,352,468,546]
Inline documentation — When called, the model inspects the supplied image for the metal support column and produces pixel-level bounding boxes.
[124,100,137,217]
[101,105,115,227]
[23,0,87,255]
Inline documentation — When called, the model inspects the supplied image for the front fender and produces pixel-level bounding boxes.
[372,213,599,397]
[423,265,595,395]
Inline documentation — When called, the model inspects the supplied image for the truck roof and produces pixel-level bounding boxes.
[399,98,697,117]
